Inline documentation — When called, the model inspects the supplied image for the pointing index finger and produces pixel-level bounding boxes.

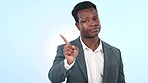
[60,35,70,45]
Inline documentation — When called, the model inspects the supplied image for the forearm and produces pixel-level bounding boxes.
[118,64,125,83]
[48,60,68,83]
[118,50,125,83]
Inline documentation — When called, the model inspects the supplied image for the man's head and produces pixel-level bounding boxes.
[72,1,97,23]
[72,1,101,38]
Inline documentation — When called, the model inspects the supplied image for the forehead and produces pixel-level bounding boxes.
[77,8,98,19]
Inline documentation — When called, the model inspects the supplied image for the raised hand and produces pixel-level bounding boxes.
[60,35,79,65]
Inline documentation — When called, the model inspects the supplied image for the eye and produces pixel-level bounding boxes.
[93,17,98,21]
[83,20,89,23]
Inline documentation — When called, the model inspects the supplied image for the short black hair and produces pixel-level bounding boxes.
[72,1,97,23]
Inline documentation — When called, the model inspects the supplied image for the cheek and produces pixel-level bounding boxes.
[80,27,89,35]
[79,23,90,34]
[96,21,100,27]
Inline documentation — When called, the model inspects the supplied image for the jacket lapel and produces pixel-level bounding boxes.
[102,41,111,83]
[72,38,112,82]
[72,37,88,82]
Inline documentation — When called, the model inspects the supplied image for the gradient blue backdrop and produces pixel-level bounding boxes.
[0,0,148,83]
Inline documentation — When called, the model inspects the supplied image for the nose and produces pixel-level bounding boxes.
[90,20,98,26]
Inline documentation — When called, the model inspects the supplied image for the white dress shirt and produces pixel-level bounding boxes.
[64,38,104,83]
[80,38,104,83]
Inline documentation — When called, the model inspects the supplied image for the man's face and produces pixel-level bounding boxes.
[76,8,101,38]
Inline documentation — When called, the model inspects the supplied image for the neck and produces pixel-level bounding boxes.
[81,36,100,51]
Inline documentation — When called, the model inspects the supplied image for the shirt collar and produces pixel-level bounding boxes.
[80,37,103,52]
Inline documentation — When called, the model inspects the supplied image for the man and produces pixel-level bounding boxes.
[48,1,125,83]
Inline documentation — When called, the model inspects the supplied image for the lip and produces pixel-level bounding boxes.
[90,28,99,32]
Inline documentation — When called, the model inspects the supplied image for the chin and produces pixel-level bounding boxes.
[84,34,98,38]
[92,33,99,37]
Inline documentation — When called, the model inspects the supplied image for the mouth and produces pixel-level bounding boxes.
[89,28,99,32]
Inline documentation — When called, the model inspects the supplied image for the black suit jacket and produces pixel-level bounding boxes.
[48,37,125,83]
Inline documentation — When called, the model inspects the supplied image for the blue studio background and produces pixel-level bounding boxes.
[0,0,148,83]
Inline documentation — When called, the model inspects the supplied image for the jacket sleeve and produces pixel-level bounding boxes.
[118,50,126,83]
[48,45,69,83]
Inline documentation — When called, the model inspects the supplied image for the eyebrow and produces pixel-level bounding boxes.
[81,15,98,20]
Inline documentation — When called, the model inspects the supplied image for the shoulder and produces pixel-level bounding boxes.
[102,40,121,54]
[58,37,80,48]
[102,40,122,64]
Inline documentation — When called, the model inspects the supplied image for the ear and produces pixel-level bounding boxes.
[75,23,80,31]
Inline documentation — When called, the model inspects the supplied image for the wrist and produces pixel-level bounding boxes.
[67,59,75,65]
[64,59,75,70]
